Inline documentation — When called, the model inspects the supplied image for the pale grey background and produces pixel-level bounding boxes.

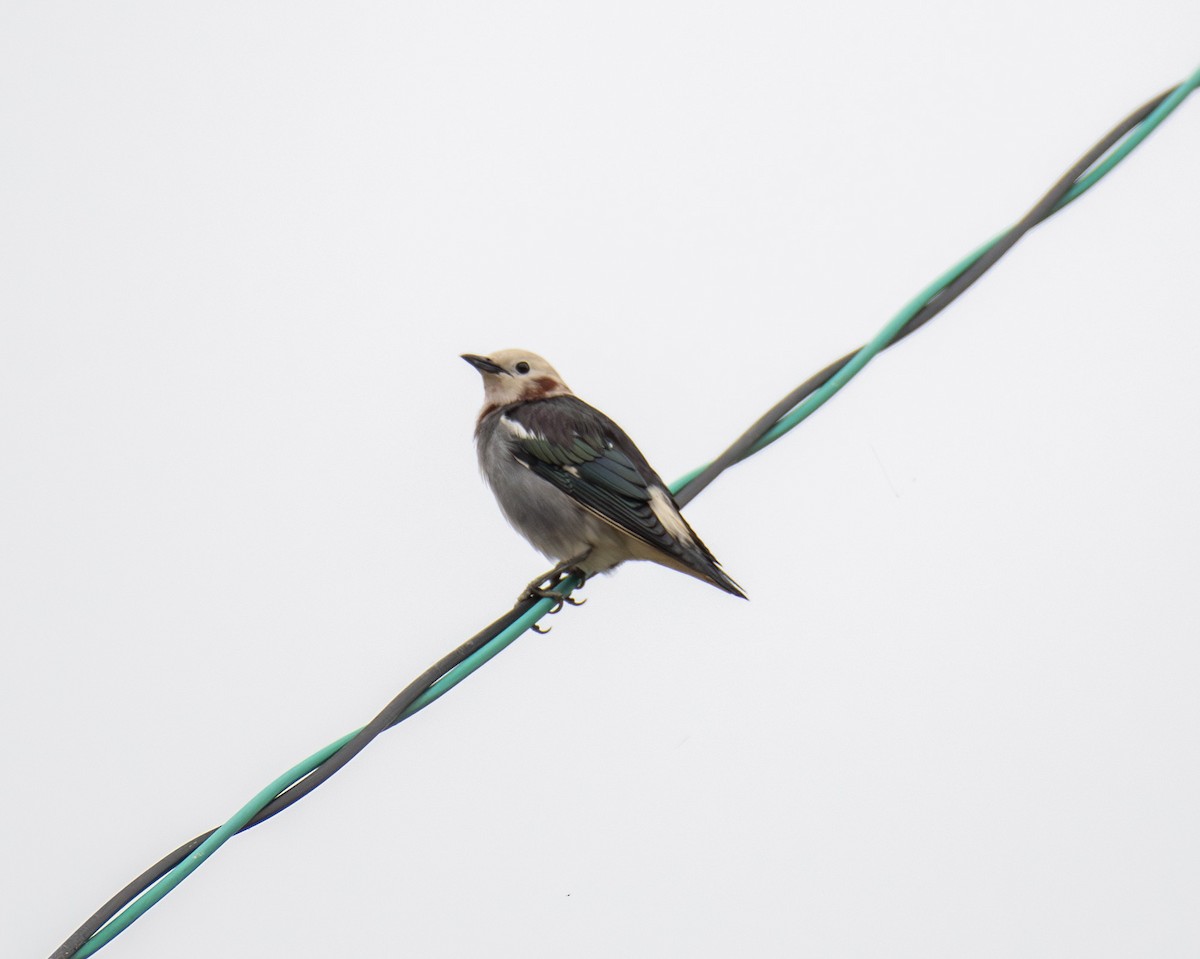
[3,3,1199,957]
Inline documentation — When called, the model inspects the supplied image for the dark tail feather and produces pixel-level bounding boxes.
[705,563,748,599]
[681,547,747,599]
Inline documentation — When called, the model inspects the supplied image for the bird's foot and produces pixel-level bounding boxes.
[562,568,588,605]
[524,581,562,633]
[520,563,590,621]
[521,580,583,612]
[523,581,567,612]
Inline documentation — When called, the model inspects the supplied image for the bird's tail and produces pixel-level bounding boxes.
[676,545,747,599]
[701,562,748,599]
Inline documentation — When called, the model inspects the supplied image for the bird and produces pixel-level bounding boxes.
[463,349,746,609]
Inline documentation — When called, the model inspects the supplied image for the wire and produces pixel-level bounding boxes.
[50,601,542,959]
[50,64,1200,958]
[674,79,1192,505]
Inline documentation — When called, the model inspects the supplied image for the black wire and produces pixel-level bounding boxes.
[674,86,1174,508]
[49,83,1178,959]
[49,599,538,959]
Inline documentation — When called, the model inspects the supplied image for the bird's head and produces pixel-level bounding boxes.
[461,349,573,408]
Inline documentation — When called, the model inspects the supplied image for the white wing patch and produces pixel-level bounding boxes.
[500,414,537,441]
[648,486,693,545]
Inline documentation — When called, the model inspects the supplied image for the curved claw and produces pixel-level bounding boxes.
[531,621,551,634]
[520,554,592,619]
[521,586,567,613]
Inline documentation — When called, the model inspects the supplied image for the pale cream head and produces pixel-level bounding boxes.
[461,349,573,408]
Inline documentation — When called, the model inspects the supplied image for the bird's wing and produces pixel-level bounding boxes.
[499,396,708,565]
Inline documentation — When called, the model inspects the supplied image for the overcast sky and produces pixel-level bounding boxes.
[4,3,1200,957]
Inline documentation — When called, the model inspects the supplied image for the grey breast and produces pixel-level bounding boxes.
[476,409,604,562]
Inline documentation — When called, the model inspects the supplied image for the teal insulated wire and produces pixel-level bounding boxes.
[58,63,1200,958]
[757,61,1200,447]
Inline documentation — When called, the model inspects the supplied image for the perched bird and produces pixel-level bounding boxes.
[463,349,746,603]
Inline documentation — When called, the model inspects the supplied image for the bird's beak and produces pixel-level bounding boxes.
[461,354,508,375]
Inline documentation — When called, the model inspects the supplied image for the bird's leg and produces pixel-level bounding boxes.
[521,551,592,612]
[522,562,572,607]
[560,568,588,606]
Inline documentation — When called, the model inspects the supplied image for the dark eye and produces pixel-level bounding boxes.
[515,361,530,375]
